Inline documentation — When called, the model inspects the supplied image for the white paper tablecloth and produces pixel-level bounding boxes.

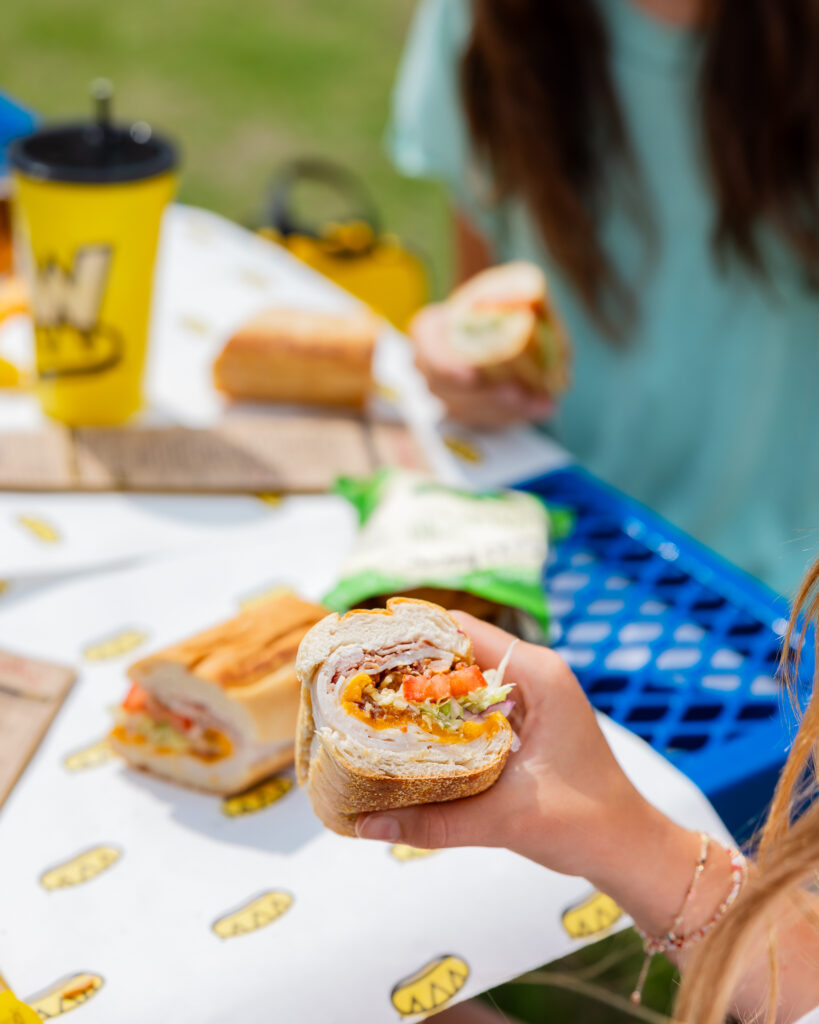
[0,204,729,1020]
[0,509,730,1023]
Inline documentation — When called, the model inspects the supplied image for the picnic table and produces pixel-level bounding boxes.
[0,206,740,1022]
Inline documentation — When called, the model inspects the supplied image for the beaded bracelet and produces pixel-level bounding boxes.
[630,834,748,1005]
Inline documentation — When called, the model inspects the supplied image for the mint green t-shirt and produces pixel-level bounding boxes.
[388,0,819,596]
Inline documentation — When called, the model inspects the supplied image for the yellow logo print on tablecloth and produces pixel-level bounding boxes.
[40,845,121,891]
[63,739,114,772]
[221,776,293,817]
[26,973,104,1019]
[391,955,469,1018]
[238,585,295,612]
[561,890,623,939]
[443,436,482,464]
[390,845,436,862]
[212,891,293,939]
[83,629,147,661]
[17,515,60,543]
[375,382,400,404]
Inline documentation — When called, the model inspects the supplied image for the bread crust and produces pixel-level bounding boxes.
[213,308,376,407]
[305,723,512,836]
[108,734,295,796]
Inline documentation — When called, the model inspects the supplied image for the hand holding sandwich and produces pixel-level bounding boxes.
[357,614,721,944]
[410,261,569,428]
[411,304,555,427]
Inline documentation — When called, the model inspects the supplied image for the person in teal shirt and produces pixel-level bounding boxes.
[387,0,819,598]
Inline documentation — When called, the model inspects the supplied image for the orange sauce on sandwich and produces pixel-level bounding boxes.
[109,725,232,762]
[340,673,505,744]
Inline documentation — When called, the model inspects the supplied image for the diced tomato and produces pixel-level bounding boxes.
[402,673,450,703]
[402,665,486,703]
[448,665,486,697]
[122,683,193,732]
[122,683,149,713]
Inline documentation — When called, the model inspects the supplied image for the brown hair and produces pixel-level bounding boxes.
[675,557,819,1023]
[461,0,819,335]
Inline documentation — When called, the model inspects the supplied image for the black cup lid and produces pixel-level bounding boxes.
[8,122,177,184]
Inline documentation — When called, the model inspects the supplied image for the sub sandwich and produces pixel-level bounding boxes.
[110,593,327,794]
[444,260,570,394]
[296,597,517,836]
[213,308,376,408]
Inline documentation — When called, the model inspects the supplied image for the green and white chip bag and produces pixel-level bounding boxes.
[324,470,570,638]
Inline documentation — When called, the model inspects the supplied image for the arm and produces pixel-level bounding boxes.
[357,615,819,1023]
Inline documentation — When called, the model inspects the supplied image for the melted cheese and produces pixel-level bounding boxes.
[341,705,505,744]
[110,725,232,762]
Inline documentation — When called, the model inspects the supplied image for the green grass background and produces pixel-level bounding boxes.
[2,2,676,1018]
[3,0,451,290]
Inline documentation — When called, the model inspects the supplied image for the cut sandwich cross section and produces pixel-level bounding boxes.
[339,661,514,743]
[295,597,518,836]
[445,260,570,395]
[109,594,328,795]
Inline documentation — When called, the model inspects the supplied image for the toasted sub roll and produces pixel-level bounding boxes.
[296,597,515,836]
[213,308,376,408]
[445,261,570,395]
[110,593,327,794]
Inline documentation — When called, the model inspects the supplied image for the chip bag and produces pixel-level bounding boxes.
[324,470,568,638]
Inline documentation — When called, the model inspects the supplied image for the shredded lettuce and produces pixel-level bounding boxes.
[459,683,514,713]
[417,698,463,730]
[115,710,189,752]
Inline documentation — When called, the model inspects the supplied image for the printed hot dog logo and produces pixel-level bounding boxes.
[221,775,293,817]
[63,738,114,772]
[561,890,623,939]
[25,973,104,1019]
[83,629,147,661]
[443,436,482,464]
[391,954,470,1018]
[212,890,293,939]
[237,584,294,612]
[390,845,436,862]
[40,845,121,891]
[31,245,122,379]
[16,515,60,544]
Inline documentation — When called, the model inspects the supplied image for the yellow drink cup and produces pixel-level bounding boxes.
[9,123,176,424]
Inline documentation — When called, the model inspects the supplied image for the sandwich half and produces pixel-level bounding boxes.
[213,308,376,408]
[296,597,516,836]
[110,593,327,794]
[446,261,570,394]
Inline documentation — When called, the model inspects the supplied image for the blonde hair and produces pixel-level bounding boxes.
[675,556,819,1023]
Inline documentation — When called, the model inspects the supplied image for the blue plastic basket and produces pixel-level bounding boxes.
[517,467,814,841]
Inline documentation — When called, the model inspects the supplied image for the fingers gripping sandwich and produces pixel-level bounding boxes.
[110,594,327,794]
[296,598,517,836]
[445,260,570,395]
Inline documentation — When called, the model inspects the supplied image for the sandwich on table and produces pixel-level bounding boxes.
[110,593,327,794]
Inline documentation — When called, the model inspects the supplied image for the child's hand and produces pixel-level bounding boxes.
[410,304,555,428]
[357,614,699,936]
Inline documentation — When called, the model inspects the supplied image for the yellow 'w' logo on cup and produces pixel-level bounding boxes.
[32,245,123,379]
